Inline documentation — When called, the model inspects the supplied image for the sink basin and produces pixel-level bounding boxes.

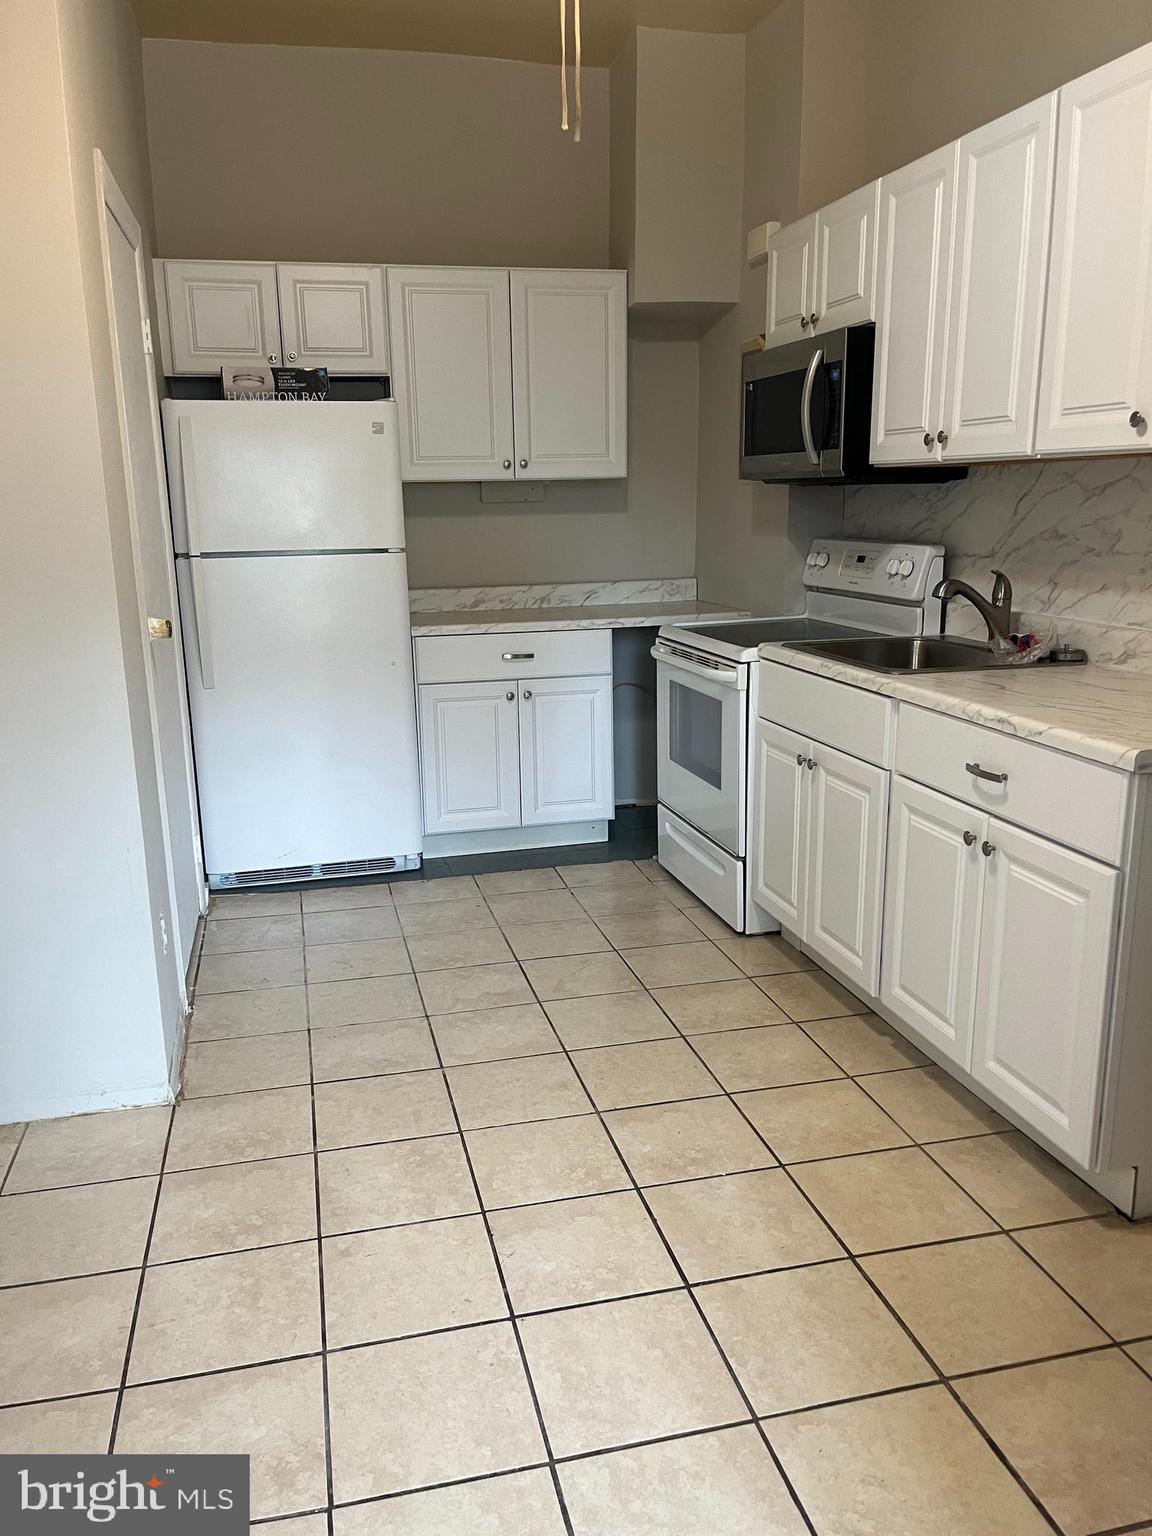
[780,635,1019,673]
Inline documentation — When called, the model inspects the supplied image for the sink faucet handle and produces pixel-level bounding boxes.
[990,568,1012,610]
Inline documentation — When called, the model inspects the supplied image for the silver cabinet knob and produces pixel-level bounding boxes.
[522,689,533,700]
[286,351,298,362]
[809,312,819,329]
[806,757,816,770]
[963,830,977,846]
[923,432,934,448]
[799,315,809,330]
[981,840,996,858]
[796,752,806,766]
[503,459,512,470]
[147,617,173,640]
[519,459,529,469]
[1131,411,1146,430]
[505,691,515,702]
[937,429,948,446]
[267,353,278,364]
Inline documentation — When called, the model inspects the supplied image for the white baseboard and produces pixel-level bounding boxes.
[423,821,609,859]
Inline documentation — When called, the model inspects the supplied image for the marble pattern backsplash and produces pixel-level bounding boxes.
[409,578,696,613]
[843,457,1152,669]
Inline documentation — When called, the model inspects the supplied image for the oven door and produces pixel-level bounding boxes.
[740,328,848,481]
[653,644,747,857]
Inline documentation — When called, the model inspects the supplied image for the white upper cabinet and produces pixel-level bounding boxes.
[161,261,281,373]
[942,95,1058,460]
[386,267,516,482]
[510,270,628,479]
[813,182,879,334]
[764,215,816,347]
[870,144,957,464]
[972,819,1119,1165]
[276,264,389,374]
[1037,42,1152,455]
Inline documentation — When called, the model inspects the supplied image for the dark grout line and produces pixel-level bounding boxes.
[303,998,337,1536]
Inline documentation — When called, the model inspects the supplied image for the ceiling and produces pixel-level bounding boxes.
[131,0,780,67]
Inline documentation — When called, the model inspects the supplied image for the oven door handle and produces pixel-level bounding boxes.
[651,644,747,689]
[800,346,824,466]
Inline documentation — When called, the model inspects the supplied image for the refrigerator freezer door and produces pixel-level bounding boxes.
[163,399,405,554]
[177,551,421,877]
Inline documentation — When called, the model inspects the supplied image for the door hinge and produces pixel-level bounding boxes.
[142,315,154,356]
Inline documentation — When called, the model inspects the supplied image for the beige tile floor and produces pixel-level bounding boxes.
[2,857,1151,1534]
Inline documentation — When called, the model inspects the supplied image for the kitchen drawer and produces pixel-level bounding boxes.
[759,662,894,766]
[895,704,1130,864]
[414,629,612,685]
[657,803,744,931]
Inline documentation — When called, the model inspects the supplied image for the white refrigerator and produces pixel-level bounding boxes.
[162,398,421,888]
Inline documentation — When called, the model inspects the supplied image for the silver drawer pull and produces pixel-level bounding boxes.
[966,761,1008,784]
[502,652,535,661]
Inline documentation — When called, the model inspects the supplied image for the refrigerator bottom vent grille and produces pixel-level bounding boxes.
[211,855,420,890]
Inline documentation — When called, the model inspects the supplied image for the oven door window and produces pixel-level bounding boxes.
[669,680,723,790]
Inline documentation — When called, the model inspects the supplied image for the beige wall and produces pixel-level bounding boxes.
[143,38,701,587]
[1,0,175,1119]
[143,40,608,267]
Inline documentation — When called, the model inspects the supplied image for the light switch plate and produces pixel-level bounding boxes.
[480,480,546,503]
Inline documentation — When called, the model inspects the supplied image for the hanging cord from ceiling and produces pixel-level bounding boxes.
[559,0,583,143]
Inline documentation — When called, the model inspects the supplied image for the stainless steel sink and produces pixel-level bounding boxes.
[780,635,1020,673]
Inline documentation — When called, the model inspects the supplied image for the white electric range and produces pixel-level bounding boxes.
[652,539,945,932]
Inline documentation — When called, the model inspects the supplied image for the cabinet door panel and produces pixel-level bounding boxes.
[870,146,957,464]
[972,820,1119,1165]
[751,718,810,932]
[277,264,389,374]
[764,215,816,347]
[510,270,627,479]
[519,675,613,825]
[943,95,1057,460]
[418,682,521,834]
[1037,42,1152,455]
[807,743,888,995]
[880,778,985,1064]
[386,267,514,481]
[814,183,879,332]
[163,261,280,374]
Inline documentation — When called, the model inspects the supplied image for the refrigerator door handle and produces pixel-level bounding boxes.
[178,416,215,689]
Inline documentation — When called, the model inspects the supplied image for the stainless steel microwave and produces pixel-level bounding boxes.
[740,324,965,486]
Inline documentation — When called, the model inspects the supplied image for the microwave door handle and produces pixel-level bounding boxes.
[800,347,824,465]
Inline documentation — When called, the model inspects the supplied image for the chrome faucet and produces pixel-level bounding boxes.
[932,569,1015,652]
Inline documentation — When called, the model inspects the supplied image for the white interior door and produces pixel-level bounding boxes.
[163,400,405,553]
[519,675,614,825]
[814,182,879,332]
[880,777,985,1064]
[806,743,888,995]
[276,264,390,374]
[418,681,522,834]
[181,552,421,877]
[386,267,515,480]
[972,819,1119,1166]
[1036,42,1152,456]
[162,260,281,373]
[97,158,203,999]
[751,717,810,932]
[942,94,1057,460]
[764,215,816,347]
[510,270,628,479]
[871,144,958,463]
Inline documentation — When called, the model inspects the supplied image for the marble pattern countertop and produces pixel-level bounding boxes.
[759,642,1152,773]
[412,600,746,634]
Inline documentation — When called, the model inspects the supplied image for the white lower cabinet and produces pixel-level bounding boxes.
[881,777,985,1065]
[418,682,521,835]
[972,819,1119,1165]
[752,719,887,994]
[519,675,614,824]
[882,776,1119,1165]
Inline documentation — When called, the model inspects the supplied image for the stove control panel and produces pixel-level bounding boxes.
[803,540,945,603]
